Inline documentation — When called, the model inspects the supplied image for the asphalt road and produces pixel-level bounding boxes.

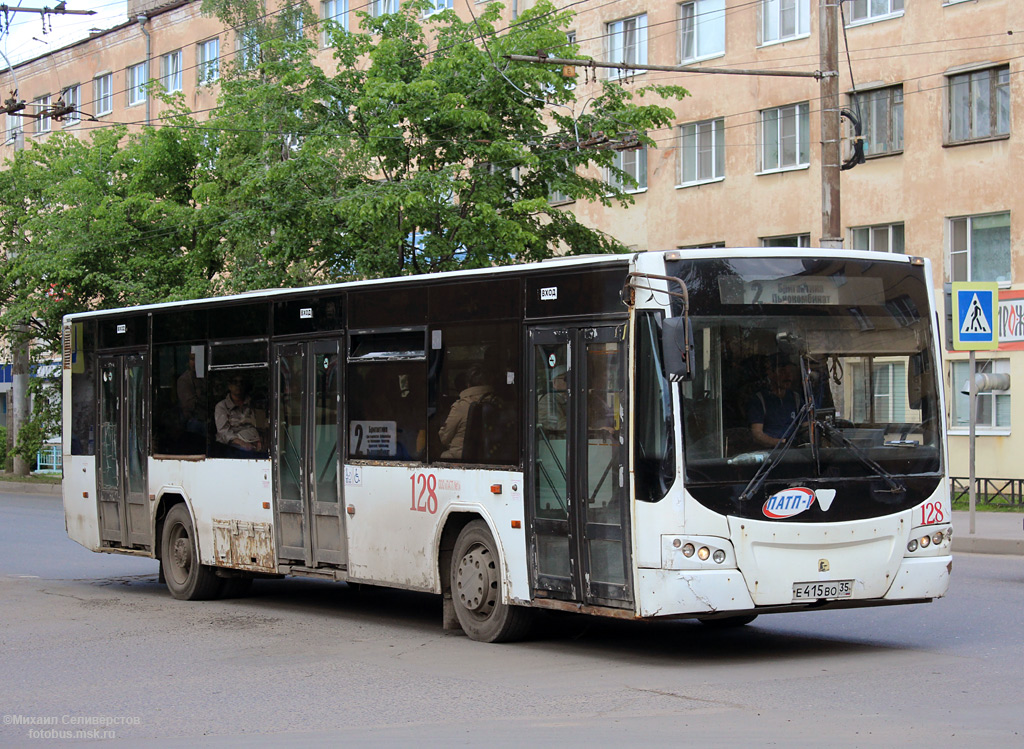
[1,491,1021,747]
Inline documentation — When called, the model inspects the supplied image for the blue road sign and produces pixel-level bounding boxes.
[952,282,999,351]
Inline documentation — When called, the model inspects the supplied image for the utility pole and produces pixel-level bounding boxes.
[819,0,843,249]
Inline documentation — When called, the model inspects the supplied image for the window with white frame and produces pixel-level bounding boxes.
[322,0,349,44]
[759,102,809,172]
[679,0,725,62]
[947,66,1010,143]
[33,95,51,134]
[6,113,24,146]
[198,38,220,83]
[370,0,400,16]
[607,15,647,80]
[949,212,1011,285]
[238,28,261,69]
[852,360,907,423]
[94,73,113,115]
[425,0,453,15]
[761,0,809,45]
[851,85,902,156]
[851,223,905,253]
[161,50,182,92]
[761,233,810,248]
[951,359,1010,430]
[62,84,81,125]
[678,118,725,186]
[608,148,647,192]
[847,0,903,24]
[127,62,148,106]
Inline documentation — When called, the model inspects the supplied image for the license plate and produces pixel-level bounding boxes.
[792,579,854,601]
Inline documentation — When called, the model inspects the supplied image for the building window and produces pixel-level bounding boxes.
[678,118,725,186]
[951,359,1010,430]
[851,85,902,157]
[94,73,113,115]
[607,15,647,80]
[761,234,810,248]
[852,361,906,423]
[761,0,809,44]
[127,62,148,106]
[847,0,903,24]
[238,28,261,69]
[33,95,51,134]
[851,223,904,253]
[162,50,182,93]
[198,39,220,83]
[425,0,453,15]
[322,0,349,44]
[949,212,1011,285]
[370,0,400,16]
[61,84,81,125]
[948,66,1010,143]
[608,148,647,192]
[679,0,725,62]
[759,102,809,172]
[6,113,24,147]
[679,242,726,249]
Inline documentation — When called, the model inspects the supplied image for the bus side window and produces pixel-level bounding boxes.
[153,343,208,457]
[428,322,519,466]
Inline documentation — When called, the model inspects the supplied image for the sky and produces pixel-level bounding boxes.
[1,1,127,70]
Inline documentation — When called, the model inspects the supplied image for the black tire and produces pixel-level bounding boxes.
[700,613,758,629]
[219,576,254,599]
[450,520,532,643]
[161,504,222,601]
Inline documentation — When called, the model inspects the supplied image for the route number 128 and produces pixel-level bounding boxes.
[410,473,438,514]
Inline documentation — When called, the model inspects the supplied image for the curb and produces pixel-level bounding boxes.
[952,537,1024,556]
[0,480,62,497]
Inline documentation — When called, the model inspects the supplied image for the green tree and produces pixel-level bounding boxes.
[0,123,223,352]
[200,0,687,287]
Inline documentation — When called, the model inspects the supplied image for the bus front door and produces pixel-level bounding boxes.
[528,325,632,609]
[273,341,346,569]
[97,354,150,549]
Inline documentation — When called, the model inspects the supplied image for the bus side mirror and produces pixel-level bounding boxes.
[661,316,695,382]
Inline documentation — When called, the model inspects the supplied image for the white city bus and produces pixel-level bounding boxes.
[62,249,951,641]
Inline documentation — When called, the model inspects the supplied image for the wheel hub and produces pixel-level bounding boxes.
[456,543,496,616]
[171,536,192,570]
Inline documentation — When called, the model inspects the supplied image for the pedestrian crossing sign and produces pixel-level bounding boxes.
[952,282,999,351]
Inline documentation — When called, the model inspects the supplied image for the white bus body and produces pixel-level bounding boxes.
[62,249,951,641]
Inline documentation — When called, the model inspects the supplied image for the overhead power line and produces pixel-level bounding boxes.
[507,53,824,79]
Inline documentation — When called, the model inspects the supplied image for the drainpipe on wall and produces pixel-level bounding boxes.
[137,14,151,125]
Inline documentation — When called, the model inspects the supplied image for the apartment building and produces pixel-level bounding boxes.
[1,0,1021,483]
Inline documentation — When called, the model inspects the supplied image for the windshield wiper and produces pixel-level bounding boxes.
[816,421,905,493]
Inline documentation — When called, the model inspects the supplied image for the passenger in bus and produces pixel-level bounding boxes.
[215,376,265,457]
[438,365,499,460]
[748,355,803,448]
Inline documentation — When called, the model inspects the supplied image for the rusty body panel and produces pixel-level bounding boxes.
[212,519,275,572]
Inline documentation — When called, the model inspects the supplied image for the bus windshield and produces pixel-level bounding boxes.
[669,256,943,520]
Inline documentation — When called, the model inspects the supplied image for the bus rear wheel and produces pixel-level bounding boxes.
[451,520,532,643]
[161,504,222,601]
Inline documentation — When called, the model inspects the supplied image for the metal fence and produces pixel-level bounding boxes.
[34,445,62,474]
[950,478,1024,508]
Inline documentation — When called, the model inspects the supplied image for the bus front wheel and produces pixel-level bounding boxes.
[450,520,532,643]
[161,504,222,601]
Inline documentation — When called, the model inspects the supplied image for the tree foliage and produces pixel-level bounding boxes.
[199,0,687,287]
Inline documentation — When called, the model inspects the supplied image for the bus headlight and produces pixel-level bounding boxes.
[907,539,918,552]
[712,549,726,564]
[932,531,945,546]
[697,546,711,561]
[682,543,695,558]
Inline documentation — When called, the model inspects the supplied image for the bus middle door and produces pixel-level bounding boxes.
[273,340,346,569]
[527,325,632,610]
